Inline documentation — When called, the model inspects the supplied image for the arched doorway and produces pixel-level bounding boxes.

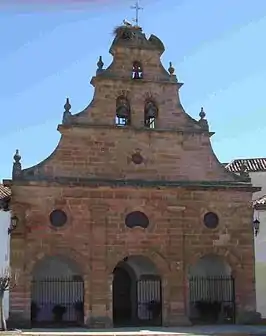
[31,255,84,327]
[188,254,235,324]
[113,266,133,327]
[112,255,162,327]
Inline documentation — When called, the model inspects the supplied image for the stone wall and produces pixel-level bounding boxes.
[9,184,255,326]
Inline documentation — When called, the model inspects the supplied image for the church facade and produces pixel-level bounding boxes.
[3,24,258,328]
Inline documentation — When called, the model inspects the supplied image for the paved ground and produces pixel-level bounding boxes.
[18,325,266,335]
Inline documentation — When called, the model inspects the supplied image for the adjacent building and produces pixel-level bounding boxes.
[0,185,11,320]
[226,158,266,319]
[2,24,258,328]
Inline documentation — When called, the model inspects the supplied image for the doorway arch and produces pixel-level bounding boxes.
[188,254,235,324]
[112,255,162,327]
[31,255,84,327]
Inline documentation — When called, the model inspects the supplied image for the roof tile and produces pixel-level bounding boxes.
[225,158,266,173]
[0,184,11,201]
[253,194,266,207]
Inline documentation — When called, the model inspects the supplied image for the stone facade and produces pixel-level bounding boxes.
[4,25,258,327]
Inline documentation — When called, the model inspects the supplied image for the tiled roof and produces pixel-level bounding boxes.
[0,184,11,201]
[225,158,266,173]
[253,195,266,209]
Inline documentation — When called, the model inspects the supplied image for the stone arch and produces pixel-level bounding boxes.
[115,95,131,126]
[114,255,160,280]
[32,255,82,280]
[26,244,89,278]
[30,254,85,326]
[188,254,231,277]
[132,61,143,79]
[144,100,158,129]
[188,246,241,276]
[107,249,169,276]
[187,253,236,324]
[111,253,164,327]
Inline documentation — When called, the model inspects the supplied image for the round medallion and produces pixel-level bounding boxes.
[125,211,149,229]
[131,152,143,165]
[203,212,219,229]
[49,209,67,228]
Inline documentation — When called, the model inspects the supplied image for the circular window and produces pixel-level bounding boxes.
[49,209,67,228]
[131,152,143,165]
[203,212,219,229]
[125,211,149,229]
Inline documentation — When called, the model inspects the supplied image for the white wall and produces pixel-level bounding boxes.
[233,170,266,317]
[246,171,266,318]
[0,211,10,320]
[249,171,266,199]
[254,209,266,318]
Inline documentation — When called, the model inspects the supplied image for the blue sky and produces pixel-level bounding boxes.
[1,0,266,180]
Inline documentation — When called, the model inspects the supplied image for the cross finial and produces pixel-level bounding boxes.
[131,0,143,27]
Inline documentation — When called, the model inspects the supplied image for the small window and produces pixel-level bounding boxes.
[125,211,149,229]
[132,61,143,79]
[203,212,219,229]
[49,209,67,228]
[115,96,131,126]
[144,101,158,129]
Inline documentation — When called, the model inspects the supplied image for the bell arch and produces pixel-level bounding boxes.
[132,61,143,79]
[144,100,158,129]
[115,95,131,126]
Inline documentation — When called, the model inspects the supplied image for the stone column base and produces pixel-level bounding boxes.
[164,314,192,326]
[85,315,112,328]
[8,312,31,329]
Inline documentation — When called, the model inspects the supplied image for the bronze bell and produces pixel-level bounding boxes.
[146,103,157,118]
[116,105,129,118]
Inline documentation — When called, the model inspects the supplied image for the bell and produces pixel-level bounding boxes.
[146,104,157,118]
[116,105,129,119]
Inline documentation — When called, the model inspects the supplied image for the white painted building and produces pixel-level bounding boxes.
[0,185,11,320]
[226,158,266,319]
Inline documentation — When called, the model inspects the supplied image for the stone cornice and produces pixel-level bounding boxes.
[57,123,214,137]
[3,177,258,192]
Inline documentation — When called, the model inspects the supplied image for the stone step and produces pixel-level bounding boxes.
[15,326,266,336]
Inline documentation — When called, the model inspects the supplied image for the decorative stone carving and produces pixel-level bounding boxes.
[131,151,143,165]
[62,98,72,124]
[12,150,22,180]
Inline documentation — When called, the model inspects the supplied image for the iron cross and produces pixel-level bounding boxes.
[131,0,143,26]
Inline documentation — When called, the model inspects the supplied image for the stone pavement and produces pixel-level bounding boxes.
[15,325,266,336]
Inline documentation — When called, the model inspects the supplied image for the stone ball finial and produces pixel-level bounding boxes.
[199,107,206,119]
[12,149,22,180]
[64,98,71,112]
[13,149,21,163]
[168,62,175,75]
[97,56,104,70]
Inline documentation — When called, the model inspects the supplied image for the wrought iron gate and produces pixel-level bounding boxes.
[136,275,162,326]
[189,275,235,324]
[31,276,84,327]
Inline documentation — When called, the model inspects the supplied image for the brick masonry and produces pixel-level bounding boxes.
[6,26,257,327]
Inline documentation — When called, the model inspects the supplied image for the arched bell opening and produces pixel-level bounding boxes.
[132,61,143,80]
[115,95,131,126]
[144,100,158,129]
[31,255,84,328]
[188,254,236,325]
[112,255,162,327]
